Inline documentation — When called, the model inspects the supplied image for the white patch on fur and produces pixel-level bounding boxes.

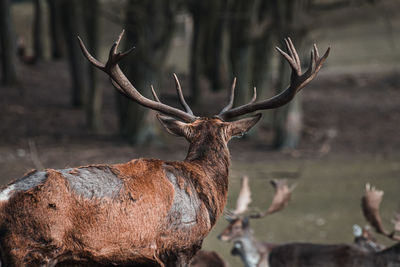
[61,167,123,199]
[353,224,362,237]
[233,239,261,267]
[165,171,200,227]
[0,184,15,201]
[0,171,47,201]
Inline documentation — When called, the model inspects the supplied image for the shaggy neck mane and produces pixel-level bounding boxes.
[185,133,230,177]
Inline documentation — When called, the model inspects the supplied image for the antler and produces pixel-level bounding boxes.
[250,179,296,219]
[218,38,330,121]
[232,176,252,216]
[78,30,197,123]
[393,212,400,232]
[361,183,400,242]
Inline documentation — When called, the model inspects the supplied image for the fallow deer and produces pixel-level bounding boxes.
[218,176,296,267]
[361,183,400,243]
[352,224,385,252]
[352,182,400,253]
[0,31,329,266]
[189,250,228,267]
[219,179,400,267]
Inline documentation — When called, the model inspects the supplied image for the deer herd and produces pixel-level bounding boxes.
[0,30,397,267]
[217,177,400,267]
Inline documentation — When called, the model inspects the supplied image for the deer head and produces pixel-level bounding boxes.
[78,30,329,156]
[218,176,296,242]
[353,224,385,252]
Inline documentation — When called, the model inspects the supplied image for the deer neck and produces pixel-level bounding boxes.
[185,136,230,178]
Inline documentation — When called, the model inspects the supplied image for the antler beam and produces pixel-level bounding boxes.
[218,38,330,121]
[250,179,295,219]
[78,30,197,123]
[362,183,400,242]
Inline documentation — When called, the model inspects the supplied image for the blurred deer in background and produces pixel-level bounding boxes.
[352,184,400,253]
[352,224,385,252]
[189,250,228,267]
[218,176,296,267]
[361,183,400,243]
[219,179,400,267]
[0,31,329,266]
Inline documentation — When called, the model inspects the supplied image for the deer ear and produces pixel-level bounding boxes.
[228,113,262,138]
[157,114,190,137]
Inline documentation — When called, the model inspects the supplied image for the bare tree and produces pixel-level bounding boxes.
[83,0,102,132]
[188,0,229,105]
[47,0,64,59]
[228,0,273,107]
[117,0,178,144]
[60,0,87,107]
[0,0,18,85]
[271,0,310,149]
[33,0,46,61]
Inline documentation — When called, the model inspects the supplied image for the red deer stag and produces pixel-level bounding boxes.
[0,31,329,267]
[219,179,400,267]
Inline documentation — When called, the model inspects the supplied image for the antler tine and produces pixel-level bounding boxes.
[362,183,387,235]
[223,210,236,222]
[150,85,161,102]
[218,77,237,115]
[250,179,294,219]
[361,183,400,241]
[364,184,400,242]
[393,212,400,232]
[78,30,197,123]
[77,36,105,70]
[232,176,252,216]
[249,87,257,104]
[218,39,330,121]
[173,73,193,115]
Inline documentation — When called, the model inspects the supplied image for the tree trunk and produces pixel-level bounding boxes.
[189,2,207,106]
[189,0,229,105]
[0,0,18,85]
[272,0,308,149]
[47,0,64,59]
[60,0,87,107]
[204,0,229,91]
[252,31,274,126]
[118,0,177,144]
[83,0,102,133]
[33,0,46,61]
[229,0,254,107]
[273,57,303,149]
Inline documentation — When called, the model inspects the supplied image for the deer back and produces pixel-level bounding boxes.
[0,159,227,266]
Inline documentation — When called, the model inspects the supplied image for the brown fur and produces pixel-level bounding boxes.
[0,117,260,266]
[189,250,228,267]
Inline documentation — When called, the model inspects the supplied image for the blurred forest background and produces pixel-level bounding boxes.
[0,0,399,266]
